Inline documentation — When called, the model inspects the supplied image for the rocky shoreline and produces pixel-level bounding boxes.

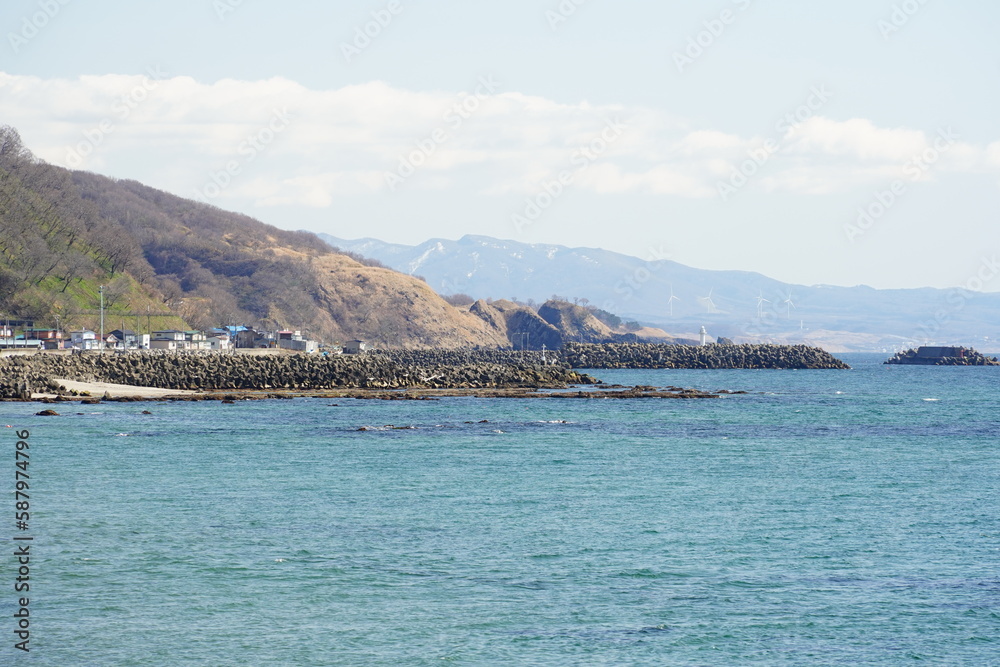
[559,342,851,369]
[0,350,596,400]
[25,383,737,412]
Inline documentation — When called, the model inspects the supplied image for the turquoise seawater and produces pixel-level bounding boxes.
[2,354,998,665]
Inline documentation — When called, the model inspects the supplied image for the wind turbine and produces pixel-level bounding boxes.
[667,284,680,317]
[699,289,717,314]
[783,292,796,318]
[755,290,770,319]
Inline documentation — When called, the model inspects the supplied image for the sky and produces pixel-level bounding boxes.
[2,0,999,291]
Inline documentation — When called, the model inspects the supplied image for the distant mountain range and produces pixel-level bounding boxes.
[319,234,1000,352]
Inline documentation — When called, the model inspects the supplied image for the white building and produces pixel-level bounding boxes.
[207,333,232,351]
[150,330,185,350]
[71,330,100,350]
[343,339,371,354]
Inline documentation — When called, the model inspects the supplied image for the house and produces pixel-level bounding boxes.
[184,331,211,351]
[27,329,67,350]
[220,325,249,348]
[152,330,186,342]
[150,329,186,351]
[42,338,68,350]
[343,339,371,354]
[25,328,62,341]
[275,330,318,353]
[149,338,179,351]
[206,336,230,351]
[234,328,264,349]
[7,336,41,350]
[109,329,139,348]
[252,331,276,348]
[70,330,100,350]
[205,329,232,351]
[279,338,318,353]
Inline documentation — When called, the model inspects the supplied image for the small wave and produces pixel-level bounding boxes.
[113,433,130,437]
[618,568,666,579]
[355,425,418,432]
[922,398,940,402]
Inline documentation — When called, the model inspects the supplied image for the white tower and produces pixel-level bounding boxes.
[699,326,709,346]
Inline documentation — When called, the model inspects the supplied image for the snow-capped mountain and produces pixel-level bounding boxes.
[319,233,1000,350]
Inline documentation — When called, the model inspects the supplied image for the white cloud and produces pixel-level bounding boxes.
[782,117,927,162]
[985,141,1000,167]
[0,71,997,207]
[577,163,716,196]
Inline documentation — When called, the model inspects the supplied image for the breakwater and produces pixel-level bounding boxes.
[885,347,1000,366]
[0,350,596,399]
[559,342,850,369]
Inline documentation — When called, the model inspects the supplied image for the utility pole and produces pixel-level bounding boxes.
[99,285,105,351]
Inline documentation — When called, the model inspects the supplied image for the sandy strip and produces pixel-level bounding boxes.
[40,379,190,399]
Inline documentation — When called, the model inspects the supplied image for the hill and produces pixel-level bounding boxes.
[462,298,691,350]
[0,125,510,348]
[321,233,1000,351]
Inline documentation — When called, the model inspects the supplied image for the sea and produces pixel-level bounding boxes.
[2,353,998,666]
